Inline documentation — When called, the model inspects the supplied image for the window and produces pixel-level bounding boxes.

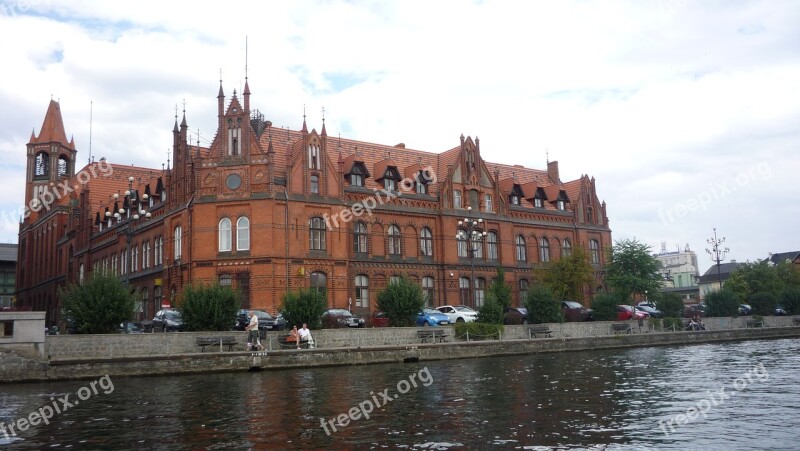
[473,231,484,259]
[143,242,150,269]
[34,152,49,177]
[310,175,319,194]
[309,217,327,251]
[539,237,550,262]
[453,190,462,208]
[310,271,327,294]
[416,175,428,194]
[457,229,468,258]
[534,197,544,208]
[459,277,470,305]
[590,239,600,264]
[484,194,493,212]
[351,173,363,187]
[140,287,148,316]
[355,275,369,307]
[474,278,486,308]
[469,189,479,210]
[111,253,117,275]
[120,250,127,275]
[58,156,68,177]
[79,263,84,284]
[516,235,527,262]
[562,239,572,257]
[384,177,396,191]
[557,200,566,211]
[487,231,498,260]
[132,246,139,272]
[308,144,320,169]
[219,218,232,252]
[389,275,401,285]
[237,217,250,251]
[422,276,434,307]
[587,207,593,224]
[519,279,529,303]
[349,163,366,187]
[174,226,182,259]
[510,194,520,205]
[388,225,401,256]
[354,222,368,254]
[420,227,433,257]
[219,274,232,286]
[155,236,163,265]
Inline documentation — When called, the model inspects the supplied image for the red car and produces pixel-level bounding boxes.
[372,311,390,327]
[617,305,648,321]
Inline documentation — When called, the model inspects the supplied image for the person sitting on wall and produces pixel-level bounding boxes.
[285,326,300,344]
[298,323,314,349]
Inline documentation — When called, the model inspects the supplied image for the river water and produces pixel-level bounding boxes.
[1,338,798,449]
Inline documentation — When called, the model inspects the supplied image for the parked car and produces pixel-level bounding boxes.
[152,308,185,332]
[322,309,366,328]
[562,300,593,321]
[683,303,706,318]
[118,321,144,334]
[617,305,647,321]
[416,309,451,327]
[739,304,753,316]
[372,311,390,327]
[234,309,287,331]
[636,305,663,318]
[436,305,478,323]
[503,306,530,325]
[637,302,658,309]
[774,305,788,316]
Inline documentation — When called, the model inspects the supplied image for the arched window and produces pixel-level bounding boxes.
[516,235,527,262]
[34,152,49,177]
[519,279,529,304]
[562,239,572,257]
[453,190,462,208]
[310,175,319,194]
[459,277,470,305]
[388,225,401,256]
[143,242,150,269]
[457,229,468,258]
[58,155,69,177]
[309,217,326,251]
[487,231,498,260]
[310,271,327,294]
[420,227,433,257]
[422,276,434,307]
[474,278,486,308]
[174,226,182,259]
[219,218,232,252]
[473,231,484,259]
[539,237,550,262]
[355,275,369,307]
[237,217,250,251]
[389,275,401,285]
[590,239,600,264]
[354,222,368,254]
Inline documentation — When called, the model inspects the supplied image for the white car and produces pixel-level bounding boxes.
[436,305,478,323]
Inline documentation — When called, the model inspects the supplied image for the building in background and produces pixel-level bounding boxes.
[654,242,700,302]
[698,261,744,297]
[0,243,17,308]
[766,251,800,266]
[16,79,613,327]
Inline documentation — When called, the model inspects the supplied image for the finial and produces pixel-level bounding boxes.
[303,104,306,121]
[219,68,222,84]
[321,106,326,124]
[546,148,549,163]
[182,98,186,114]
[197,128,200,147]
[245,35,248,80]
[174,104,178,121]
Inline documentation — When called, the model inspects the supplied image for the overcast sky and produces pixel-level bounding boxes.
[1,0,798,274]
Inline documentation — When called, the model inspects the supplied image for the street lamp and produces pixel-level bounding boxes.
[706,228,730,291]
[456,206,486,307]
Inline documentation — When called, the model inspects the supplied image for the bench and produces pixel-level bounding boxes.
[417,329,448,343]
[196,336,238,352]
[746,318,764,328]
[278,337,311,349]
[528,325,553,338]
[612,323,632,334]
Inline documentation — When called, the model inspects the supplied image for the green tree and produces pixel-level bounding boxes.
[726,261,784,302]
[178,283,241,331]
[704,288,739,317]
[59,273,136,334]
[658,293,685,319]
[477,296,504,325]
[376,276,425,327]
[605,239,663,304]
[487,268,512,308]
[775,261,800,288]
[781,287,800,314]
[747,291,779,316]
[591,291,625,321]
[524,285,562,324]
[280,288,328,330]
[536,246,594,301]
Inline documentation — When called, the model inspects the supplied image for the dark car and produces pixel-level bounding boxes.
[322,309,366,328]
[562,300,593,321]
[503,306,530,325]
[739,304,753,316]
[775,305,788,316]
[235,309,287,332]
[152,308,185,332]
[636,305,663,318]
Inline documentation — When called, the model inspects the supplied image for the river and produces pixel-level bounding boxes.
[1,337,798,449]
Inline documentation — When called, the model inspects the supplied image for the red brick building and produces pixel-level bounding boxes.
[16,80,612,327]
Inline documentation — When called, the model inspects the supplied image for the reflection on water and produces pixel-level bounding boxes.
[1,338,798,449]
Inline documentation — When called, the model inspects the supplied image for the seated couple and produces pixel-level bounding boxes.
[285,323,314,348]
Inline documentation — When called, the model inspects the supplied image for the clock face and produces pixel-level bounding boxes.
[226,174,242,190]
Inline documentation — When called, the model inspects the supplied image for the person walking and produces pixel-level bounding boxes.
[245,310,261,351]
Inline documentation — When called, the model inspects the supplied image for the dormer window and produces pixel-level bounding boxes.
[509,184,524,206]
[384,177,396,191]
[510,194,520,205]
[380,167,399,191]
[533,187,547,208]
[553,190,569,210]
[348,162,368,187]
[557,200,565,210]
[415,171,429,194]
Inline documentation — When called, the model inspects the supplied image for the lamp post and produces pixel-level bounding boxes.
[456,207,486,308]
[122,176,152,317]
[705,228,730,291]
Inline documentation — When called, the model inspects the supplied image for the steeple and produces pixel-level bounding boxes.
[301,106,308,134]
[321,106,327,136]
[217,73,225,131]
[31,100,70,146]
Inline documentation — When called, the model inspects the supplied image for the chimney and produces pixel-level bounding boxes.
[547,160,560,183]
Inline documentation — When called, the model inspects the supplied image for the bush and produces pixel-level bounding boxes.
[59,273,136,334]
[280,288,327,330]
[376,276,425,327]
[591,291,624,321]
[454,321,503,340]
[477,297,504,325]
[662,317,683,331]
[705,288,739,317]
[487,268,513,309]
[178,283,241,331]
[781,287,800,314]
[524,285,562,324]
[658,293,684,319]
[747,291,779,316]
[648,317,662,330]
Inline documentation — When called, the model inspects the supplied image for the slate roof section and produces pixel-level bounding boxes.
[767,251,800,265]
[0,243,17,262]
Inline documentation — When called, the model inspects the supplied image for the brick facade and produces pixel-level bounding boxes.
[17,80,612,327]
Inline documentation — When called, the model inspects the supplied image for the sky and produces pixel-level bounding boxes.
[0,0,798,275]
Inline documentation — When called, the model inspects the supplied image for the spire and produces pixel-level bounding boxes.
[33,99,70,146]
[29,128,36,143]
[321,106,327,136]
[217,70,224,99]
[173,104,179,133]
[69,134,75,149]
[180,99,187,128]
[301,105,308,133]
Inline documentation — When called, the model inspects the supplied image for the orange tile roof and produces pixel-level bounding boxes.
[30,100,72,148]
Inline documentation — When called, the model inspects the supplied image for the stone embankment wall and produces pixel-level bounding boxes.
[1,316,798,383]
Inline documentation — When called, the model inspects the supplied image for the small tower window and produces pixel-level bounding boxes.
[34,152,49,177]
